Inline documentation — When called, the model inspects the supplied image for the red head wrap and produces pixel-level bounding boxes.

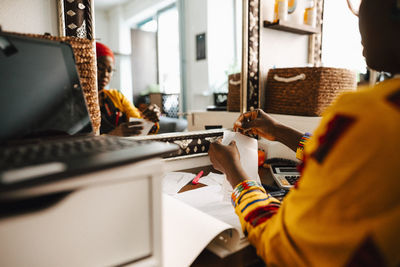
[96,42,114,61]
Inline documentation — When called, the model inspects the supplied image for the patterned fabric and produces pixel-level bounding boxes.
[312,114,356,163]
[387,89,400,110]
[136,130,224,158]
[101,89,141,118]
[345,236,387,267]
[231,180,265,207]
[231,180,280,235]
[296,132,312,160]
[232,78,400,266]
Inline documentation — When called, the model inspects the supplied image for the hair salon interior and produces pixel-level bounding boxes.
[1,0,399,266]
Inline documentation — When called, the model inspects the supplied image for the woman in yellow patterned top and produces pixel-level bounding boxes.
[208,0,400,266]
[96,42,160,135]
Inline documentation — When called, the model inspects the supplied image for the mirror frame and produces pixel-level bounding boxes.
[59,0,324,114]
[241,0,260,113]
[241,0,324,113]
[57,0,95,40]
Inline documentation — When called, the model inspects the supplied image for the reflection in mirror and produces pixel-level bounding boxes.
[94,0,242,134]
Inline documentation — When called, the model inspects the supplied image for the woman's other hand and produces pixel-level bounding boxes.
[142,104,161,123]
[234,109,304,152]
[208,139,250,188]
[233,109,280,141]
[108,121,143,136]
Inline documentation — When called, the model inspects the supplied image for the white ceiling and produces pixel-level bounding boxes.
[94,0,131,10]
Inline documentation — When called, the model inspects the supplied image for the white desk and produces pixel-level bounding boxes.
[0,158,165,267]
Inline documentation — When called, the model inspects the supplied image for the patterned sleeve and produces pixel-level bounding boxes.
[109,89,142,119]
[296,132,312,160]
[148,122,160,134]
[110,89,160,134]
[118,91,142,119]
[232,180,281,259]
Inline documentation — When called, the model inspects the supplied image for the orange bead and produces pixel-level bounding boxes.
[258,150,266,167]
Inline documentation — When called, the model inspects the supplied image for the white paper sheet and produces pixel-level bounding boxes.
[128,118,154,136]
[221,131,259,181]
[175,184,243,237]
[162,172,196,195]
[221,131,260,201]
[162,194,239,267]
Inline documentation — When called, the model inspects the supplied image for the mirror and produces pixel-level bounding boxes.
[242,0,325,111]
[93,0,242,133]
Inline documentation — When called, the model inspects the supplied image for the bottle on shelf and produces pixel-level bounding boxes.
[276,0,288,21]
[287,0,305,25]
[263,0,276,23]
[304,0,316,27]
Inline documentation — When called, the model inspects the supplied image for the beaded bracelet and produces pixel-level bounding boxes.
[231,180,266,207]
[296,132,312,160]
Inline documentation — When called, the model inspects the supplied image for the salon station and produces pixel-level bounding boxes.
[0,0,394,266]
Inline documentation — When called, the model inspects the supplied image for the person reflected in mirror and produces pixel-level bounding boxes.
[135,95,188,134]
[208,0,400,265]
[96,42,161,136]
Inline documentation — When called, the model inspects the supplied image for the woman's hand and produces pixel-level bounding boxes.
[234,109,304,152]
[108,121,143,136]
[233,109,280,141]
[208,139,250,188]
[141,104,161,123]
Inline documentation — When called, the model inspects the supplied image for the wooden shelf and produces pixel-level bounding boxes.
[263,20,320,35]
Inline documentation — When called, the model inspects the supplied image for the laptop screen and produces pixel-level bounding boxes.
[0,33,92,143]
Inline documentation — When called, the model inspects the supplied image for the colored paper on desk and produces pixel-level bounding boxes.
[162,172,226,195]
[129,118,154,136]
[221,131,260,201]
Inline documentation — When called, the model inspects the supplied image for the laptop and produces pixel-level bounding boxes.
[0,32,178,198]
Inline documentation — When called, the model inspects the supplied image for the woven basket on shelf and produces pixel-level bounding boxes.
[5,31,101,134]
[227,73,241,112]
[265,67,357,116]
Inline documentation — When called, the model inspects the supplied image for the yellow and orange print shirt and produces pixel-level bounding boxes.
[232,78,400,266]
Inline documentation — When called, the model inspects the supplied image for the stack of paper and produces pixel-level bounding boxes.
[162,131,260,267]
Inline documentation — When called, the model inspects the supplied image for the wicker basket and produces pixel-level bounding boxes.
[227,73,241,112]
[5,31,101,134]
[265,67,356,116]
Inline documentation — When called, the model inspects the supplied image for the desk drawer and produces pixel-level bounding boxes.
[0,174,154,267]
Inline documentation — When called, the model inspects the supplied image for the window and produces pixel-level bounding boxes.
[157,6,181,94]
[138,5,181,95]
[322,1,367,76]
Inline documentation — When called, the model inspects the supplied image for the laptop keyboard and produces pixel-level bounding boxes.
[0,136,146,170]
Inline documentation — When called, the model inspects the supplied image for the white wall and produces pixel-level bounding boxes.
[208,0,236,93]
[258,0,311,109]
[322,0,366,74]
[124,0,175,25]
[182,0,211,111]
[95,6,133,101]
[0,0,58,35]
[95,9,111,46]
